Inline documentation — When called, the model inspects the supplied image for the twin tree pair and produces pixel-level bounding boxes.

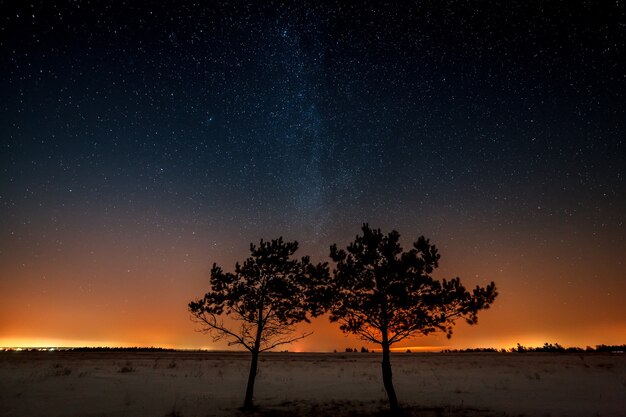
[188,224,498,412]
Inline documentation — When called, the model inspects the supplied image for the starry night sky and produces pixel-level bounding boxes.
[1,1,625,350]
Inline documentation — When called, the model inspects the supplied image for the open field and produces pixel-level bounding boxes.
[1,351,625,417]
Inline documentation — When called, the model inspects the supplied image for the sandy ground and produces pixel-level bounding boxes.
[0,351,625,417]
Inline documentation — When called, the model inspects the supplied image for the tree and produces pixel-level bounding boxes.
[327,224,497,412]
[189,237,328,410]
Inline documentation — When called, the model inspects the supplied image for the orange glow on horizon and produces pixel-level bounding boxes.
[3,331,623,352]
[0,337,137,349]
[1,220,625,353]
[388,346,447,352]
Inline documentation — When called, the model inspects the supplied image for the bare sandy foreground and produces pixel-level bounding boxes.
[0,351,624,417]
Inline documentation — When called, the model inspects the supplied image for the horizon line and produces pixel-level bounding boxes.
[3,343,625,353]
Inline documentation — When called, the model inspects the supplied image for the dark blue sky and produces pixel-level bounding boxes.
[1,1,625,349]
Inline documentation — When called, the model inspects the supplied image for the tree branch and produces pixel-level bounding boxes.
[191,312,253,351]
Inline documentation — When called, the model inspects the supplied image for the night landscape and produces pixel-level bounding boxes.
[1,1,625,416]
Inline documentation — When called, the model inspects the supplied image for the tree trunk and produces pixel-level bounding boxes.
[243,348,259,410]
[381,334,399,411]
[243,312,264,410]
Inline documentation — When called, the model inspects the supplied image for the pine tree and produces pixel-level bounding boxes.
[327,224,497,411]
[189,238,328,410]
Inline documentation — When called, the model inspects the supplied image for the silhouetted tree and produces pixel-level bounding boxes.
[189,238,328,410]
[327,224,498,412]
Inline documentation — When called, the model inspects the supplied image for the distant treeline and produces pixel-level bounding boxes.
[1,347,180,352]
[442,343,626,353]
[68,346,179,352]
[338,347,370,353]
[3,343,625,354]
